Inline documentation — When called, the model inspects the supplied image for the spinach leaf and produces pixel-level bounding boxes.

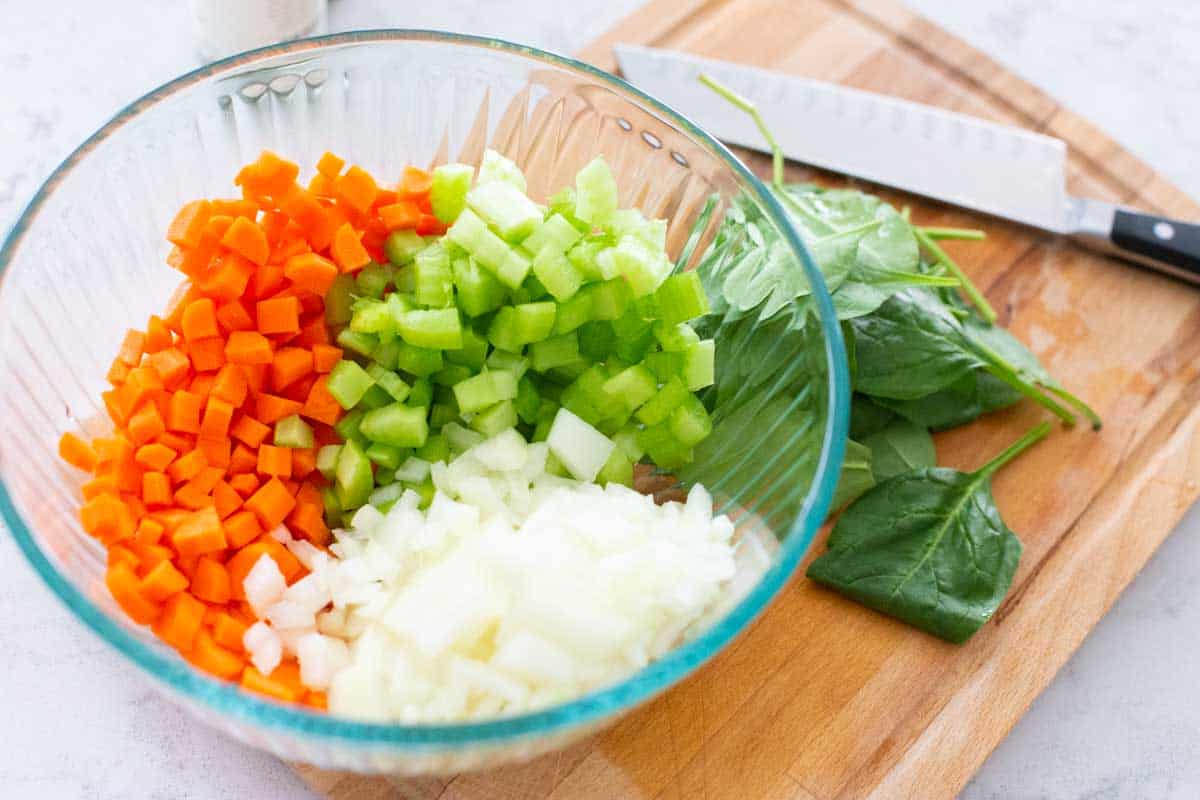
[849,394,897,439]
[862,419,935,482]
[807,423,1049,643]
[875,371,1021,431]
[831,439,875,510]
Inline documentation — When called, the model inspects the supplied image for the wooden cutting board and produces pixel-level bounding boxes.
[296,1,1200,797]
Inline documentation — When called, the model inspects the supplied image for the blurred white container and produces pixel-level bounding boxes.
[192,0,327,62]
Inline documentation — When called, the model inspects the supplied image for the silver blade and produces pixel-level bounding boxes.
[614,44,1070,233]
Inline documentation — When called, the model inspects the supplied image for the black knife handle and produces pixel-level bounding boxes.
[1110,209,1200,283]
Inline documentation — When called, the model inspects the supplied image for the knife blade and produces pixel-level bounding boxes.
[614,43,1200,284]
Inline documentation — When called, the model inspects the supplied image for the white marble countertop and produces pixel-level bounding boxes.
[2,1,1198,798]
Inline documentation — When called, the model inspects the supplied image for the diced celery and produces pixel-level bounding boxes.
[446,208,512,274]
[529,331,580,372]
[325,274,356,327]
[524,213,584,256]
[353,262,391,298]
[607,208,647,239]
[365,364,411,402]
[547,360,589,384]
[393,263,417,293]
[532,404,556,442]
[350,298,396,334]
[443,421,485,454]
[544,450,570,477]
[365,441,405,470]
[357,383,392,409]
[583,279,631,320]
[487,302,555,352]
[602,365,657,411]
[596,448,634,487]
[335,439,374,510]
[567,239,609,282]
[433,364,473,387]
[405,479,436,509]
[414,242,454,308]
[470,400,518,437]
[395,342,443,377]
[394,456,432,484]
[611,311,656,364]
[684,339,715,390]
[407,378,433,409]
[612,234,670,297]
[532,245,583,302]
[333,408,366,443]
[371,338,401,370]
[452,257,506,317]
[668,394,712,447]
[374,467,396,487]
[560,366,611,426]
[547,407,616,482]
[316,444,342,481]
[477,149,527,192]
[578,321,616,361]
[416,433,449,463]
[552,291,593,335]
[514,376,541,425]
[273,414,314,448]
[548,188,590,232]
[595,247,619,280]
[613,427,645,462]
[397,308,463,350]
[653,320,701,351]
[429,401,459,427]
[653,271,710,324]
[384,230,426,265]
[336,329,377,358]
[360,403,429,448]
[368,482,405,510]
[453,370,519,414]
[466,181,543,243]
[320,485,342,518]
[643,350,684,382]
[574,156,619,227]
[635,376,689,425]
[637,422,693,470]
[430,163,474,223]
[445,324,490,369]
[485,349,528,379]
[328,361,375,409]
[496,247,532,289]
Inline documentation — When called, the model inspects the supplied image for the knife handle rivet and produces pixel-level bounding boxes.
[641,131,663,149]
[671,151,689,167]
[1154,221,1175,240]
[616,117,633,132]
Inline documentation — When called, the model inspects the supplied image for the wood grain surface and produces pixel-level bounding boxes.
[296,1,1200,796]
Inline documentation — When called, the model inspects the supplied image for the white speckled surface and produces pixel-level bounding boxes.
[2,2,1198,798]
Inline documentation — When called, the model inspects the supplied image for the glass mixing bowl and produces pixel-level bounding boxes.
[0,31,848,774]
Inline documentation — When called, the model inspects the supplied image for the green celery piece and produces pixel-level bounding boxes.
[429,402,459,427]
[370,338,401,370]
[416,433,450,463]
[546,361,589,384]
[524,213,583,255]
[393,263,417,293]
[485,349,528,379]
[407,378,434,409]
[549,188,589,232]
[683,339,715,390]
[333,408,366,443]
[514,376,541,425]
[452,257,506,317]
[668,394,713,447]
[553,292,594,335]
[532,245,583,301]
[612,234,670,297]
[487,307,523,353]
[611,311,657,364]
[453,370,519,414]
[445,324,490,369]
[466,180,544,242]
[395,342,443,377]
[518,274,550,303]
[320,485,342,519]
[567,238,609,282]
[430,163,474,223]
[443,422,485,454]
[327,361,375,409]
[355,262,393,298]
[365,441,405,470]
[360,403,429,448]
[356,384,393,410]
[595,247,620,280]
[577,321,616,361]
[652,320,701,351]
[613,427,645,461]
[336,329,377,358]
[596,448,634,487]
[653,271,710,325]
[575,156,618,226]
[316,444,341,481]
[397,308,463,350]
[446,208,512,274]
[496,247,532,289]
[414,242,454,308]
[637,421,693,470]
[602,365,658,411]
[582,279,631,320]
[350,298,396,335]
[635,376,689,425]
[324,274,356,327]
[335,439,374,510]
[433,364,473,387]
[368,482,405,509]
[531,404,557,442]
[274,414,314,448]
[477,149,527,192]
[365,364,411,402]
[643,350,684,382]
[383,230,426,266]
[512,302,556,343]
[544,450,570,477]
[529,331,580,372]
[470,400,518,437]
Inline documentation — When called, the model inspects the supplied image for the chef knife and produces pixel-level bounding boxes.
[614,44,1200,283]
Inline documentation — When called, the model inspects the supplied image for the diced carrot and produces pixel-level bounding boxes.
[213,480,242,520]
[240,666,299,703]
[270,661,306,697]
[215,299,255,333]
[167,200,213,248]
[102,389,127,425]
[197,252,256,302]
[252,263,288,299]
[223,510,262,549]
[225,331,273,364]
[229,443,259,475]
[82,475,118,500]
[212,612,248,652]
[210,198,259,219]
[191,556,232,605]
[151,508,192,534]
[134,442,176,472]
[293,315,330,348]
[81,493,136,544]
[167,449,208,483]
[153,592,207,652]
[142,471,173,506]
[106,562,161,624]
[189,373,217,395]
[107,358,131,385]
[256,445,293,479]
[377,200,421,231]
[125,494,148,522]
[256,295,301,336]
[398,165,433,198]
[180,297,219,342]
[255,393,303,424]
[300,376,342,425]
[156,431,194,452]
[188,337,227,372]
[167,390,204,433]
[304,691,328,711]
[244,477,296,530]
[333,165,378,214]
[226,543,271,600]
[287,487,329,546]
[187,629,245,680]
[164,284,202,333]
[198,396,234,441]
[145,347,191,388]
[330,222,371,272]
[195,437,231,470]
[174,466,224,510]
[108,544,140,571]
[220,216,270,266]
[316,151,345,178]
[235,151,300,198]
[134,517,165,547]
[291,448,316,481]
[211,363,249,408]
[230,415,271,449]
[228,473,260,499]
[415,213,447,236]
[176,554,202,581]
[283,251,338,295]
[139,560,189,602]
[59,432,98,472]
[144,315,174,353]
[311,344,342,374]
[127,402,166,446]
[270,347,313,392]
[255,535,305,583]
[172,506,227,558]
[118,329,146,367]
[307,173,334,196]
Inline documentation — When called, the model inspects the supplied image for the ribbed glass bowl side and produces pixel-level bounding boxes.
[0,32,847,774]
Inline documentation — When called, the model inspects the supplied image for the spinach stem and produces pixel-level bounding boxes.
[970,338,1076,426]
[914,227,998,324]
[868,267,960,288]
[978,421,1052,476]
[919,225,987,241]
[814,219,883,242]
[1045,384,1103,431]
[699,73,784,188]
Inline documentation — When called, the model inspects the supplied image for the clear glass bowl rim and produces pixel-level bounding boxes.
[0,29,849,748]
